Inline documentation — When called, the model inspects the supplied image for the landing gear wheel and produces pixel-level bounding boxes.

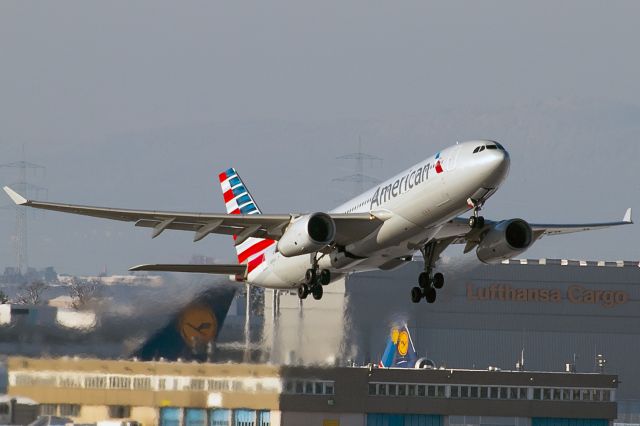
[411,287,423,303]
[312,285,324,300]
[319,269,331,286]
[418,272,430,288]
[424,287,437,303]
[433,272,445,289]
[298,284,309,299]
[468,216,476,229]
[305,269,317,285]
[469,215,485,229]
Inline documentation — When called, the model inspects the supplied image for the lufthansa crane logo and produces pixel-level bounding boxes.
[397,330,409,356]
[179,305,218,348]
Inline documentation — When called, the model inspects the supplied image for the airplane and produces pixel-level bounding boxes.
[378,323,434,369]
[3,140,633,304]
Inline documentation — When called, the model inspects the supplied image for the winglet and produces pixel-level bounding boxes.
[3,186,28,205]
[623,208,633,223]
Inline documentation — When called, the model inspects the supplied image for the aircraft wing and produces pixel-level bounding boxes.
[437,208,633,251]
[3,187,382,246]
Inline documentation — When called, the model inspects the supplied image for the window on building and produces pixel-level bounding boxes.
[603,390,611,401]
[398,384,406,396]
[572,389,580,401]
[109,376,131,390]
[388,384,397,396]
[490,387,499,399]
[188,379,205,391]
[417,385,426,397]
[40,404,57,416]
[407,384,416,396]
[543,388,552,400]
[325,383,334,395]
[581,389,592,401]
[59,404,80,417]
[450,386,459,398]
[158,378,166,390]
[134,377,151,390]
[378,384,387,396]
[85,376,106,389]
[470,387,479,398]
[533,388,541,400]
[437,386,445,398]
[508,387,518,399]
[369,383,377,395]
[427,385,436,397]
[519,388,528,400]
[305,382,313,394]
[0,404,9,415]
[562,389,570,401]
[315,382,324,395]
[480,387,488,399]
[500,387,508,399]
[108,405,131,419]
[295,381,303,394]
[553,389,562,400]
[461,386,469,398]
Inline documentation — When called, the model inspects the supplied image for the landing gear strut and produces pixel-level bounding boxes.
[298,253,331,300]
[467,198,485,229]
[411,240,449,304]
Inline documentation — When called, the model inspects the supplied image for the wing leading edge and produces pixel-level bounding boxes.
[437,208,633,248]
[2,187,383,246]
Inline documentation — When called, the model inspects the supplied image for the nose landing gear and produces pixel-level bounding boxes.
[467,198,485,229]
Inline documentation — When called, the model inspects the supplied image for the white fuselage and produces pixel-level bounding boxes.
[248,140,510,289]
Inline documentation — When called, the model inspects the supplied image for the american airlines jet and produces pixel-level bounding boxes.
[3,140,632,304]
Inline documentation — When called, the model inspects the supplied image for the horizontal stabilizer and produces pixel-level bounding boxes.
[129,263,246,275]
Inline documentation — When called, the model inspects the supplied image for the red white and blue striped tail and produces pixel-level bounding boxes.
[218,168,275,273]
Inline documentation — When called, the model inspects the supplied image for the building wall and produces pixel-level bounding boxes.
[281,412,364,426]
[344,260,640,401]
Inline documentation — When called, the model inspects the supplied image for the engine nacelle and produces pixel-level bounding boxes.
[277,213,336,257]
[476,219,533,264]
[415,358,436,369]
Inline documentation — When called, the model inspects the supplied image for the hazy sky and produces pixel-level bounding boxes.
[1,1,639,275]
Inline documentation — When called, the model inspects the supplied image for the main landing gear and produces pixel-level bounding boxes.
[411,240,447,304]
[467,198,485,229]
[298,255,331,301]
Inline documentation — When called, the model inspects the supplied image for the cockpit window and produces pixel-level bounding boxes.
[486,144,498,150]
[473,147,480,153]
[494,142,505,151]
[479,145,485,152]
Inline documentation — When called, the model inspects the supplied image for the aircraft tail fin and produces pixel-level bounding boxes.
[218,168,275,269]
[132,285,237,362]
[379,323,419,368]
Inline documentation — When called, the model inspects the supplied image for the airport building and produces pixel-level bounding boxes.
[6,356,618,425]
[262,258,640,423]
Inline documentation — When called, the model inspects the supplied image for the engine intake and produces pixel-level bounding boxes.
[476,219,533,264]
[277,213,336,257]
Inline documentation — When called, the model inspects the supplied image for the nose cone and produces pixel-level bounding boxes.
[484,148,510,186]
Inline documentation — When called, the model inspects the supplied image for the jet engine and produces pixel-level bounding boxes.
[277,213,336,257]
[476,219,533,264]
[415,358,436,369]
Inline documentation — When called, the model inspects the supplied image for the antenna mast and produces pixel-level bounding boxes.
[0,146,47,274]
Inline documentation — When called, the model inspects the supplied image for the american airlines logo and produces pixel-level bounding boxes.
[370,159,435,210]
